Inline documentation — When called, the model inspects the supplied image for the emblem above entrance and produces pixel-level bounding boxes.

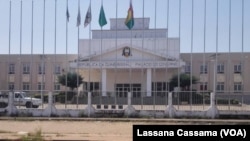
[122,47,132,57]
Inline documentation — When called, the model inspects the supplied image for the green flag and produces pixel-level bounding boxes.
[99,4,107,27]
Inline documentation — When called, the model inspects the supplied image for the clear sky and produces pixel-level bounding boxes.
[0,0,249,54]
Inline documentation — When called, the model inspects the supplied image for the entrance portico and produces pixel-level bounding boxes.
[70,45,185,97]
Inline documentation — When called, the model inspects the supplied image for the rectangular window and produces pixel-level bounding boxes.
[23,63,30,74]
[216,82,224,92]
[200,64,207,74]
[217,64,224,73]
[54,65,61,74]
[9,63,15,74]
[234,64,241,73]
[38,82,45,90]
[8,82,14,90]
[184,63,191,74]
[200,82,208,91]
[38,64,45,74]
[234,82,242,92]
[152,82,167,97]
[115,83,142,98]
[54,83,60,91]
[23,83,30,91]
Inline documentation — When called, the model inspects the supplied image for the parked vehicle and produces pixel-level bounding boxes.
[0,92,42,108]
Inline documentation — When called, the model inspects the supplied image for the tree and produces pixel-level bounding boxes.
[57,72,83,91]
[169,73,198,91]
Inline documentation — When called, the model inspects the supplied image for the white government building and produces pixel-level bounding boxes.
[0,17,248,96]
[70,18,185,97]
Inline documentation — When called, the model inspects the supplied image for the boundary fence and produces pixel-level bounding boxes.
[1,90,250,118]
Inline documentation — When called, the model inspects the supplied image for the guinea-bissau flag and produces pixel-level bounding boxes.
[125,0,134,30]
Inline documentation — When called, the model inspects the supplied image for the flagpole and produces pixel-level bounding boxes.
[41,0,46,108]
[153,0,157,111]
[115,0,118,103]
[88,0,91,94]
[100,0,103,98]
[214,0,219,95]
[30,0,34,93]
[65,0,69,108]
[227,0,231,94]
[190,0,194,110]
[141,0,145,109]
[165,0,169,104]
[54,0,57,96]
[129,0,133,100]
[241,0,244,92]
[177,0,181,109]
[8,0,12,91]
[76,0,80,109]
[202,0,207,108]
[19,0,23,92]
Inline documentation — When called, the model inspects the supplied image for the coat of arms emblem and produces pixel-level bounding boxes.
[122,47,132,57]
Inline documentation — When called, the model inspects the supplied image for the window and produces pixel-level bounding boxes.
[216,82,224,92]
[200,64,207,74]
[115,83,141,98]
[23,63,30,74]
[89,82,100,91]
[38,64,45,74]
[234,82,242,92]
[9,63,15,74]
[54,65,61,74]
[184,63,191,74]
[217,64,224,73]
[23,83,30,91]
[38,82,45,90]
[152,82,167,97]
[200,82,208,91]
[234,64,241,73]
[54,83,60,91]
[8,82,14,90]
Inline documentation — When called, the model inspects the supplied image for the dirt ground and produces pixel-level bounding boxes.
[0,118,250,141]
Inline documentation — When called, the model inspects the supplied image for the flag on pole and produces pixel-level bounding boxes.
[125,0,134,30]
[76,3,81,27]
[66,5,70,22]
[99,4,107,27]
[84,4,91,28]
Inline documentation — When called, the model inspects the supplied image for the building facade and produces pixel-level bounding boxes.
[0,54,76,93]
[0,18,248,96]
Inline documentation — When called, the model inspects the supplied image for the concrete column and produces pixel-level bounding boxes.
[43,92,57,117]
[84,92,95,117]
[206,92,219,119]
[127,92,132,106]
[146,68,152,96]
[88,92,92,107]
[124,92,136,117]
[7,91,17,116]
[102,69,107,96]
[165,92,176,118]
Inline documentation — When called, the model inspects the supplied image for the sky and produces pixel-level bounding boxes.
[0,0,249,54]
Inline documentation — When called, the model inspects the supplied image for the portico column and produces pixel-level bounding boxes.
[102,69,107,96]
[146,68,152,97]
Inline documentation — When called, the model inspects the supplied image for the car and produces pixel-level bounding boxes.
[0,92,42,108]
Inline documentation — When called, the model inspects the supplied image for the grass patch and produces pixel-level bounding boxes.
[20,128,45,141]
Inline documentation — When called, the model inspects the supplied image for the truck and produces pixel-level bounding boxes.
[0,91,42,108]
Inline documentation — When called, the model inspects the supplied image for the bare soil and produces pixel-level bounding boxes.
[0,118,249,141]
